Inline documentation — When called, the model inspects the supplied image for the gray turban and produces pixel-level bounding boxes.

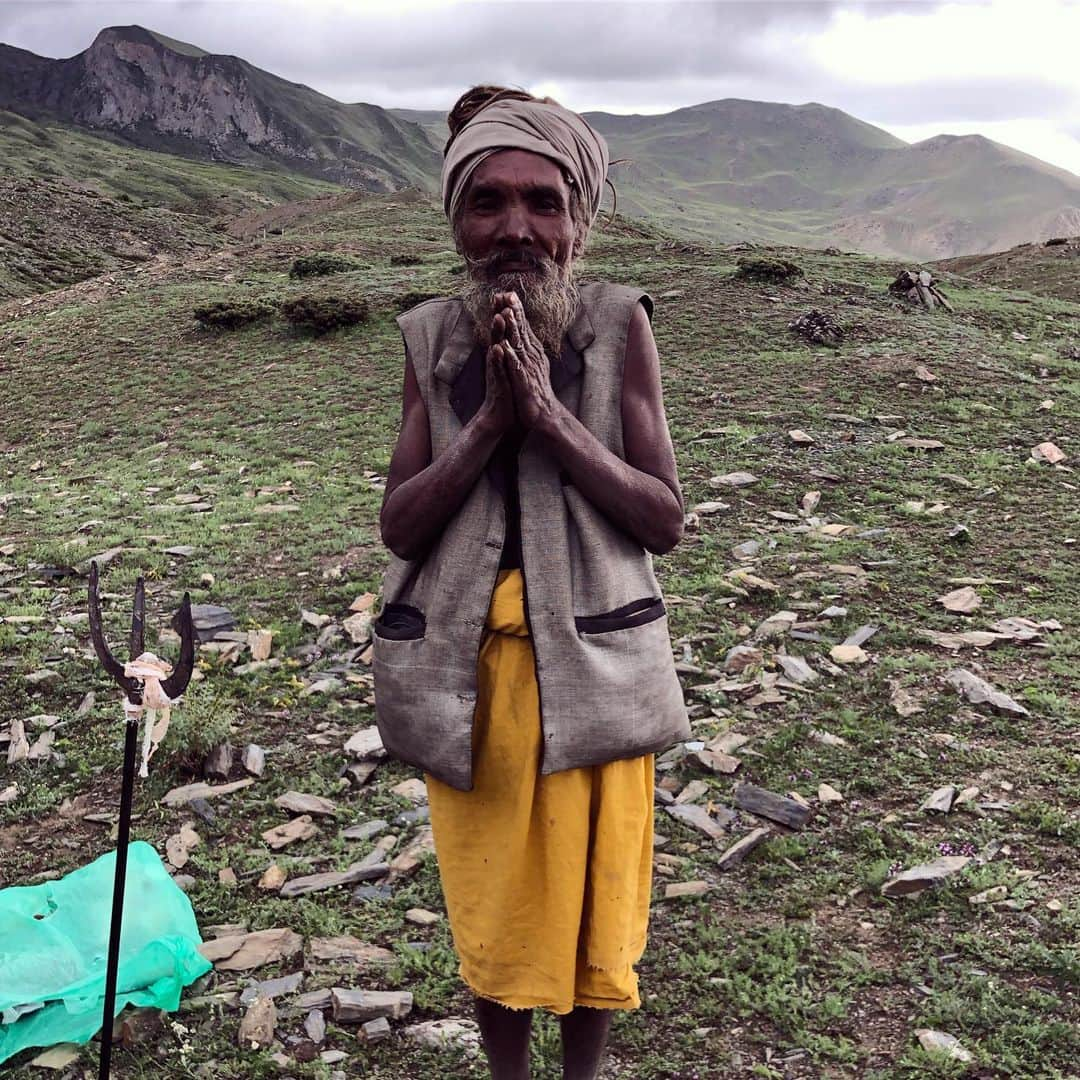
[441,97,609,231]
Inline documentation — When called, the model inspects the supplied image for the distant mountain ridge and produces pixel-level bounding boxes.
[3,25,1079,259]
[0,25,440,190]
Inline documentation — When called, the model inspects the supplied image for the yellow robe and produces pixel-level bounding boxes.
[425,568,655,1014]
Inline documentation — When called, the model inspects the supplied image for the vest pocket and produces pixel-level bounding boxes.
[372,602,427,641]
[575,596,666,635]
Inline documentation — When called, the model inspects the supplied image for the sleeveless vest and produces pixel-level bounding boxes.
[372,280,691,791]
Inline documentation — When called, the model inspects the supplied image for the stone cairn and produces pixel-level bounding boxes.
[889,269,954,312]
[789,310,844,347]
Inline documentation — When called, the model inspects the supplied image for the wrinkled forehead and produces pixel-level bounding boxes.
[466,148,572,198]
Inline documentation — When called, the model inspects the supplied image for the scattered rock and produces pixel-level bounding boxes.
[969,885,1008,905]
[238,994,277,1049]
[344,727,386,759]
[817,783,844,803]
[881,856,971,898]
[203,741,233,780]
[405,907,441,926]
[201,928,304,972]
[165,824,201,869]
[775,654,818,684]
[920,785,957,813]
[331,987,413,1023]
[830,644,868,665]
[914,1029,972,1063]
[275,791,338,817]
[938,586,981,614]
[304,1009,326,1044]
[663,880,710,899]
[1031,441,1066,464]
[29,1045,82,1069]
[716,827,771,869]
[666,802,735,842]
[258,864,288,891]
[280,862,389,898]
[361,1016,392,1042]
[162,778,255,806]
[733,783,813,829]
[262,814,319,851]
[309,937,395,966]
[248,629,273,661]
[403,1018,481,1054]
[391,778,428,804]
[945,668,1029,716]
[709,471,758,488]
[242,744,266,777]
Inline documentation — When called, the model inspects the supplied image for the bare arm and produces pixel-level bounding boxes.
[533,300,684,554]
[378,347,509,561]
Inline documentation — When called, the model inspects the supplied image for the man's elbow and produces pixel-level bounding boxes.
[379,512,414,561]
[647,512,685,556]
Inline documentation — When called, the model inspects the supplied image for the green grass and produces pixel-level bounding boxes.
[0,190,1077,1078]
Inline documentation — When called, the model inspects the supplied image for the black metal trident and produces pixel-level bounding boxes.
[87,561,195,1079]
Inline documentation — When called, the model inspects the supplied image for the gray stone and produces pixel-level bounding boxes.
[733,783,813,829]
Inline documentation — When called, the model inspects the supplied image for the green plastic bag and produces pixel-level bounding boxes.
[0,840,212,1064]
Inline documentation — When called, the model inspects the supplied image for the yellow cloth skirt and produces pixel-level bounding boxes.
[424,568,655,1015]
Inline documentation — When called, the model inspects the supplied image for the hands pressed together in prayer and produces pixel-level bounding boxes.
[484,292,559,433]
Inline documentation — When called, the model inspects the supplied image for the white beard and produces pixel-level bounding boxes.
[460,250,580,358]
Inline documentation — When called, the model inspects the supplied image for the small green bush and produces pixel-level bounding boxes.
[159,678,235,765]
[735,257,804,284]
[289,252,365,279]
[395,290,442,313]
[281,294,369,334]
[193,299,275,330]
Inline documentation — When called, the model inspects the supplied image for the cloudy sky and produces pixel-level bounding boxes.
[4,0,1079,176]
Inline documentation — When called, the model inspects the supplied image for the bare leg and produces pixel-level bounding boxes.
[474,995,533,1080]
[560,1006,613,1080]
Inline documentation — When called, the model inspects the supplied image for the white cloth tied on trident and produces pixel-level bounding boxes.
[122,651,179,778]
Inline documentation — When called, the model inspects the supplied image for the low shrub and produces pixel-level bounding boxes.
[193,298,275,330]
[159,679,235,766]
[289,252,366,278]
[735,256,804,284]
[281,294,369,334]
[395,290,442,313]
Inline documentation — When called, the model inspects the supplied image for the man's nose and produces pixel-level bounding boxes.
[496,203,534,247]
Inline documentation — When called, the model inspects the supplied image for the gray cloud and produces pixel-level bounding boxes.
[0,0,1073,137]
[0,2,934,105]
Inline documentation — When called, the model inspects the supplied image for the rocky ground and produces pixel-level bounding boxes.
[0,191,1077,1078]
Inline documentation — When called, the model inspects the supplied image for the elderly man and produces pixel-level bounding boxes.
[374,85,690,1080]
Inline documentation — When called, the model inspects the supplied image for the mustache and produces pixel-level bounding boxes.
[472,250,552,276]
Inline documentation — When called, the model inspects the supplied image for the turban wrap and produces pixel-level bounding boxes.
[441,97,610,233]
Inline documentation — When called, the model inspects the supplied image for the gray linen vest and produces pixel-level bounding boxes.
[372,279,691,791]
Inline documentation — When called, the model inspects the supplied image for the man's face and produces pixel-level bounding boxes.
[456,149,582,357]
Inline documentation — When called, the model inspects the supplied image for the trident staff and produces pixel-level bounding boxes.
[87,561,195,1079]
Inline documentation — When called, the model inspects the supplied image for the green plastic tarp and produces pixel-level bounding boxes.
[0,840,212,1064]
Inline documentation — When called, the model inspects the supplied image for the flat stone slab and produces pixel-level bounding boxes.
[881,856,971,898]
[331,988,413,1023]
[717,827,772,870]
[665,802,736,841]
[733,783,813,829]
[274,791,337,817]
[279,863,390,898]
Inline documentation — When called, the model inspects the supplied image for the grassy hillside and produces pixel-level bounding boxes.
[392,100,1080,261]
[0,193,1077,1077]
[0,109,342,209]
[0,110,346,298]
[934,236,1080,304]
